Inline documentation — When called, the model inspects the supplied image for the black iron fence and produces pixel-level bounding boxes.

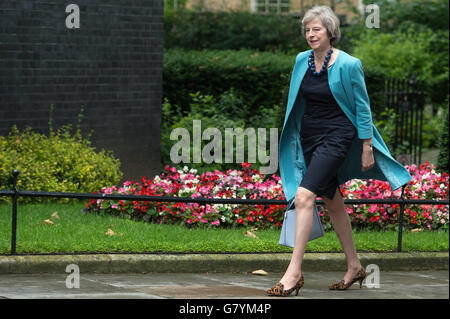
[385,75,425,164]
[1,170,448,255]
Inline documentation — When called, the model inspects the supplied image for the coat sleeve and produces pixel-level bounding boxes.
[351,59,373,139]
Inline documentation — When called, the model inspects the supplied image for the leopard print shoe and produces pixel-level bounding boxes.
[329,268,366,290]
[266,275,304,297]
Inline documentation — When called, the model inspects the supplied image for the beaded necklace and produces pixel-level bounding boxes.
[308,48,333,76]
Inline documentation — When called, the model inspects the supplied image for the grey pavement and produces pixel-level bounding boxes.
[0,271,448,299]
[0,252,448,299]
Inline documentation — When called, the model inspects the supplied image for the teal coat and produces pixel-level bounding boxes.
[278,49,412,203]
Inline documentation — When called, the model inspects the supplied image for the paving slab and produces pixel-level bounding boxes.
[0,271,448,299]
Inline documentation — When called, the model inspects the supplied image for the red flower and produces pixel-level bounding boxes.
[241,162,251,169]
[370,215,380,223]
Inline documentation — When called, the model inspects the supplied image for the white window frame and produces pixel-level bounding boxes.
[251,0,290,14]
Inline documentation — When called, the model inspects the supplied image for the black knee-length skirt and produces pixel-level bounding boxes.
[299,113,357,201]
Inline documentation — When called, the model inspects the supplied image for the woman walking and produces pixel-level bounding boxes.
[266,5,412,297]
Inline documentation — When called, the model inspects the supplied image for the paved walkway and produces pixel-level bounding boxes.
[0,271,448,299]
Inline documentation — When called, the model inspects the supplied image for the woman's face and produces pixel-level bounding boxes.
[304,18,330,50]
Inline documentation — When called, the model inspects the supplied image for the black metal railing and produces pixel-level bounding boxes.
[1,170,448,255]
[385,75,425,164]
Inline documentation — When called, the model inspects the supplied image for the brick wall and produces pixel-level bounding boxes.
[0,0,163,182]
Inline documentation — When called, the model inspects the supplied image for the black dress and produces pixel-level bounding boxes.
[298,67,356,200]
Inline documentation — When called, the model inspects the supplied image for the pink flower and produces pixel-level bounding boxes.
[368,205,377,214]
[211,219,220,226]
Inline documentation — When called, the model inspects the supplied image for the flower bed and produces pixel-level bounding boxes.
[84,162,448,231]
[336,162,449,231]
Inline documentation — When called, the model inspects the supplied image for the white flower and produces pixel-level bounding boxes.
[221,216,226,222]
[183,166,189,172]
[252,174,262,181]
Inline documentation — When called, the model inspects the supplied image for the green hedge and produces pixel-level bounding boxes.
[0,122,123,203]
[161,90,283,173]
[163,49,387,117]
[366,0,449,32]
[163,3,448,107]
[163,49,293,114]
[164,10,308,53]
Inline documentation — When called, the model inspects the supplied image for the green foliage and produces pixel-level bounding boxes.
[421,107,446,150]
[374,105,445,158]
[373,107,398,153]
[0,107,123,203]
[352,28,433,83]
[364,0,449,32]
[351,24,448,105]
[437,98,449,173]
[161,91,282,173]
[164,10,309,53]
[163,0,189,13]
[164,49,389,119]
[164,9,367,54]
[163,49,293,114]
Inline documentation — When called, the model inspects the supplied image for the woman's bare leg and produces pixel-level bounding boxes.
[278,187,316,289]
[322,188,363,283]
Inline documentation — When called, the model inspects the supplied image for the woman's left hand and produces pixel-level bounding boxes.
[361,144,375,172]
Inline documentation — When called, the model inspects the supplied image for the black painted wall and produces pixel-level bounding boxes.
[0,0,163,182]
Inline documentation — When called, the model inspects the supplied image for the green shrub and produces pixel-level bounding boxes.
[164,9,370,54]
[163,49,293,114]
[161,91,282,173]
[164,10,308,53]
[365,0,449,32]
[163,49,388,118]
[437,98,449,173]
[351,26,448,106]
[374,105,444,158]
[0,113,123,203]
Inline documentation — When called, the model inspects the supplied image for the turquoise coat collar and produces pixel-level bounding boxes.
[278,49,412,202]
